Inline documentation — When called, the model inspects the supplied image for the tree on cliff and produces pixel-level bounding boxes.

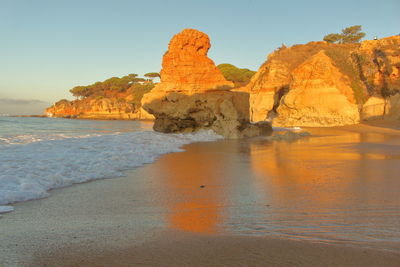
[70,86,89,98]
[70,73,149,98]
[144,72,160,79]
[217,64,256,87]
[323,25,366,44]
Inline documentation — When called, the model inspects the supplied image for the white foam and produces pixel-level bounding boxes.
[0,206,14,213]
[0,130,222,207]
[273,126,302,132]
[0,133,102,145]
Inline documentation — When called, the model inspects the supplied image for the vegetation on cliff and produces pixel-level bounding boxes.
[260,36,399,104]
[323,25,366,44]
[70,73,156,99]
[217,64,256,87]
[46,73,159,119]
[245,35,400,125]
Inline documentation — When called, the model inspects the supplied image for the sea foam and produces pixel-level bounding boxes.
[0,130,222,207]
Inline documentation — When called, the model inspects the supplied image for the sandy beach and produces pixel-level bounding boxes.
[1,123,400,266]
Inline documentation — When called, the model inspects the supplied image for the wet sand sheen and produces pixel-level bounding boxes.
[1,123,400,266]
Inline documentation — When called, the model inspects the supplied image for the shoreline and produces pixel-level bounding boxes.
[31,230,400,267]
[1,121,400,266]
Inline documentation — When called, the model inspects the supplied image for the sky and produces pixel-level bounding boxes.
[0,0,399,114]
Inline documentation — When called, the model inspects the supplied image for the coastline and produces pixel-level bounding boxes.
[30,231,400,267]
[1,122,400,266]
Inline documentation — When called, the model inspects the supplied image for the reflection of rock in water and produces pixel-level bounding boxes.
[154,142,227,234]
[244,127,400,247]
[265,131,310,142]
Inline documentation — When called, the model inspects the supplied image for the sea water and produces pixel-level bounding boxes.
[0,117,221,212]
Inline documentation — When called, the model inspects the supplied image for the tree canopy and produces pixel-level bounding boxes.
[144,72,160,79]
[323,25,366,44]
[70,73,157,98]
[217,64,256,87]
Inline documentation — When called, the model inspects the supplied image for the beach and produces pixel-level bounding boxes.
[1,123,400,266]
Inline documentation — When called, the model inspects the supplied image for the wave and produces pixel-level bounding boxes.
[0,130,222,207]
[0,133,103,145]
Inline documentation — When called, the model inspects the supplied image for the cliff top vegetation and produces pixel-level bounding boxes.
[217,64,256,87]
[69,73,158,99]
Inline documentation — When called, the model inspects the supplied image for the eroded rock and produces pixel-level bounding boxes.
[142,29,271,138]
[274,51,360,127]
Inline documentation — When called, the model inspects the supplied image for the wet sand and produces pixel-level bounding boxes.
[1,123,400,266]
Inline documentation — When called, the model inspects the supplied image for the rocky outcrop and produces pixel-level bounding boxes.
[361,93,400,121]
[385,94,400,120]
[361,96,386,121]
[147,28,233,95]
[142,29,271,138]
[144,91,272,138]
[274,51,360,126]
[242,36,400,126]
[46,96,153,120]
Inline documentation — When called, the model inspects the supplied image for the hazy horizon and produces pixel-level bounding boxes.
[1,0,399,114]
[0,98,51,115]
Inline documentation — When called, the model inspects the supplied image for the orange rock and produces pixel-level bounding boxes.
[141,29,271,138]
[45,98,153,120]
[244,36,400,125]
[144,29,233,97]
[274,51,360,126]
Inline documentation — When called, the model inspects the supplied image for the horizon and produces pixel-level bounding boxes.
[1,0,399,115]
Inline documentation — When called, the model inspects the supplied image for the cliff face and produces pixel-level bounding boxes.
[243,36,400,126]
[46,88,154,120]
[141,29,234,106]
[141,29,271,138]
[274,51,360,126]
[160,29,234,93]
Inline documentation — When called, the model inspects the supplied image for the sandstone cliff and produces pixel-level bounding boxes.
[274,51,360,126]
[46,97,153,120]
[46,80,154,120]
[141,29,234,106]
[242,36,400,126]
[141,29,271,138]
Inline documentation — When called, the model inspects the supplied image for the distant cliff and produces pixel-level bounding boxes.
[46,75,155,120]
[240,36,400,126]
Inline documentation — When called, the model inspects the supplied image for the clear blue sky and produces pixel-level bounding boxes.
[0,0,399,113]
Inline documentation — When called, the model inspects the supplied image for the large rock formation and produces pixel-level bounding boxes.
[142,29,271,138]
[242,36,400,126]
[274,51,360,126]
[151,28,233,94]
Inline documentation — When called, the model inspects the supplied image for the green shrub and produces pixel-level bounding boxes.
[217,63,256,87]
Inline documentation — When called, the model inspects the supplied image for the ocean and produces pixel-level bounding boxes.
[0,117,221,212]
[1,117,399,253]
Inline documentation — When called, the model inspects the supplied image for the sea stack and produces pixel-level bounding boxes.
[141,29,272,138]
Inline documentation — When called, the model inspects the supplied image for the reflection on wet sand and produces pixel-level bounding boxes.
[149,126,400,250]
[245,128,400,247]
[154,144,228,233]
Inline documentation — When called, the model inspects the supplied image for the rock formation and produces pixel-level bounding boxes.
[150,28,233,94]
[361,94,400,121]
[141,29,271,138]
[361,96,386,121]
[241,36,400,126]
[47,31,399,128]
[46,93,153,120]
[274,51,360,126]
